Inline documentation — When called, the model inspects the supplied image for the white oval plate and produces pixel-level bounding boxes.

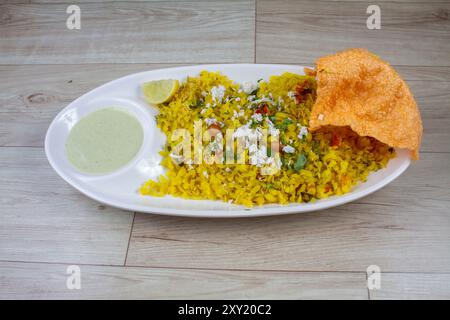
[45,64,410,218]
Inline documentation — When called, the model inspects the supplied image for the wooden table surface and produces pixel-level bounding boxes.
[1,0,449,300]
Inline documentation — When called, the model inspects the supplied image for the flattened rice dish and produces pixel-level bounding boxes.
[139,49,422,207]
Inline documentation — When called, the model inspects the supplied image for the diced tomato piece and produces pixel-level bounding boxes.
[208,123,222,139]
[262,105,269,114]
[209,123,221,130]
[331,133,340,147]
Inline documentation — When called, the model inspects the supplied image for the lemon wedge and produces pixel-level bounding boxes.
[142,79,179,105]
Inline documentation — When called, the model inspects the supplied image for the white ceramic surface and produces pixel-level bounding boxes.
[45,64,411,218]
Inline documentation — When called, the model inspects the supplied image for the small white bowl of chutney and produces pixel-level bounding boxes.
[65,108,144,175]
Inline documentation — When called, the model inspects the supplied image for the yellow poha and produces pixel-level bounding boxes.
[140,71,395,207]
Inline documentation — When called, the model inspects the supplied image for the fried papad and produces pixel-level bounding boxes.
[309,48,423,159]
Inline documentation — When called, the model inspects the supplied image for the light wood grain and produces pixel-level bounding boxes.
[126,153,450,273]
[1,64,449,152]
[0,261,367,299]
[0,147,134,265]
[0,1,254,64]
[29,0,247,2]
[370,273,450,300]
[3,0,30,4]
[28,0,450,3]
[395,66,450,82]
[256,1,450,66]
[1,0,450,300]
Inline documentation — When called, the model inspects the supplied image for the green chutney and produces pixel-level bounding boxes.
[66,108,144,174]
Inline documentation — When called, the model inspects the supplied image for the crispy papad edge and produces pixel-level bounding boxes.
[306,49,423,160]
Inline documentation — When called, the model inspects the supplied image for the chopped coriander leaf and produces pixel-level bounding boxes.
[294,153,307,171]
[191,100,204,108]
[250,120,259,129]
[283,118,293,125]
[276,118,293,131]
